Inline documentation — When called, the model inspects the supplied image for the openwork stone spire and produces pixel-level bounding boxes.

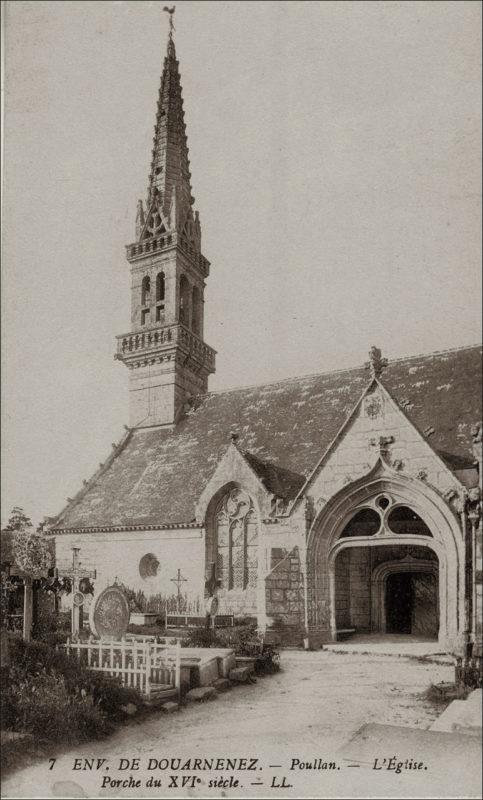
[138,24,199,249]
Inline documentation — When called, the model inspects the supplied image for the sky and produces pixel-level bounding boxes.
[2,0,481,527]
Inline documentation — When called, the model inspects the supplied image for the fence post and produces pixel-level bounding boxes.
[87,635,92,667]
[145,643,151,699]
[175,638,181,703]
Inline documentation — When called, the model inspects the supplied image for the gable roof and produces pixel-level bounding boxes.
[52,344,481,531]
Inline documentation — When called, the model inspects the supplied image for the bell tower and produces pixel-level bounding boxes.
[115,20,216,428]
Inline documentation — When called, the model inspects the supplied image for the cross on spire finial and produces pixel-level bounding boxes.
[163,5,175,38]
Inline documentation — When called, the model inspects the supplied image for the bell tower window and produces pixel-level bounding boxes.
[156,272,165,322]
[141,276,151,306]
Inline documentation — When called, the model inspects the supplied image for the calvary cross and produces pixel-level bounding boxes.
[55,547,96,636]
[170,568,187,612]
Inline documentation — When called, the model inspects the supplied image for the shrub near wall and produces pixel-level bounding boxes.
[1,636,143,745]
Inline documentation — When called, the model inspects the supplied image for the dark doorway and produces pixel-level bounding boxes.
[385,571,438,637]
[386,572,413,633]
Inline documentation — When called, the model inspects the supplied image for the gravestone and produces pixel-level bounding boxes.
[89,584,130,638]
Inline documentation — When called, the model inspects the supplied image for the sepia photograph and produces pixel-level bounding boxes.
[1,1,482,798]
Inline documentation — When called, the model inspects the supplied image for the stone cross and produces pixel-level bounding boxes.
[56,547,96,636]
[170,568,187,612]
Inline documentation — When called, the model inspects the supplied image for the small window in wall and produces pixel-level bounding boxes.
[141,309,150,326]
[141,276,151,306]
[341,508,381,537]
[139,553,160,579]
[387,506,432,536]
[156,306,165,322]
[156,272,165,302]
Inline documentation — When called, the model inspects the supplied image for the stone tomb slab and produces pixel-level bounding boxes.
[179,647,235,687]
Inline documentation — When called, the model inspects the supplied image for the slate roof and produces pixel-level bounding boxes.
[53,344,481,531]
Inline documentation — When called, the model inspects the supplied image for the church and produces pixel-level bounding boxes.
[50,25,482,660]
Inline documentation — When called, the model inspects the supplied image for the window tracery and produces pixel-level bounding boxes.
[215,488,258,591]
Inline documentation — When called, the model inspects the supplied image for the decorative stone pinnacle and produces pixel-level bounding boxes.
[367,346,388,379]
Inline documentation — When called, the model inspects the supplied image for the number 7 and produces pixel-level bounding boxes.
[48,759,56,771]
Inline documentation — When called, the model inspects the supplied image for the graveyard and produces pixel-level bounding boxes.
[0,508,280,775]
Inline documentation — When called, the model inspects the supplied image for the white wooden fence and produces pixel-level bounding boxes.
[61,636,181,700]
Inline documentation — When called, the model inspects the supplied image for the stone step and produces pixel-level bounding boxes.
[229,666,256,684]
[161,701,179,714]
[212,677,230,692]
[186,686,217,702]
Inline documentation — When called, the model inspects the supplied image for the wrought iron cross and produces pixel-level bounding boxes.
[170,568,187,611]
[163,5,175,36]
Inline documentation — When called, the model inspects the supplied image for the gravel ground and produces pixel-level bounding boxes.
[1,649,458,799]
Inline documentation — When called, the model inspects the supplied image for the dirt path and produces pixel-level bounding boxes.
[1,650,456,799]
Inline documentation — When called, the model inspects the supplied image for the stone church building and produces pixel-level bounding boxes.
[51,30,482,658]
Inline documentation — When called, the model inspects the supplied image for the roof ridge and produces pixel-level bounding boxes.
[196,342,481,400]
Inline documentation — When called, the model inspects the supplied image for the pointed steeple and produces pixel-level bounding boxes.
[117,14,216,429]
[138,31,195,243]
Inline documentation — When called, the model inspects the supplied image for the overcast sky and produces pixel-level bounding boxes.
[2,0,481,526]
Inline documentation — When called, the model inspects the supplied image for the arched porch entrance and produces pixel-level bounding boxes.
[306,463,465,652]
[333,544,439,640]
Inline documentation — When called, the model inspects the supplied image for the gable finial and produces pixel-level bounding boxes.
[367,346,388,380]
[163,5,175,39]
[230,431,239,444]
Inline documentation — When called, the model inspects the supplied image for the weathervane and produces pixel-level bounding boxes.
[163,5,175,37]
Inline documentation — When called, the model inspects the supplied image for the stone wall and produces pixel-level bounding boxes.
[265,546,305,646]
[348,548,371,631]
[54,529,205,607]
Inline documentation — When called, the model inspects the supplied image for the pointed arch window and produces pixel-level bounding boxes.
[215,488,258,591]
[156,272,165,322]
[141,276,151,306]
[141,276,151,325]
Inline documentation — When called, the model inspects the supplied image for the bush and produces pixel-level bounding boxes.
[1,635,143,741]
[7,668,112,742]
[181,628,222,648]
[180,623,281,674]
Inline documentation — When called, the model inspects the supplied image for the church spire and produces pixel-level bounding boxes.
[116,10,216,429]
[139,13,195,243]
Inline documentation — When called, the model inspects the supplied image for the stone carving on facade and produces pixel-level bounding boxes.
[364,393,383,419]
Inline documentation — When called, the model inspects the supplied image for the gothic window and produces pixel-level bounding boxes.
[215,488,258,591]
[341,508,381,537]
[156,272,165,302]
[192,286,201,336]
[141,276,151,307]
[156,272,165,322]
[387,506,432,536]
[179,275,190,327]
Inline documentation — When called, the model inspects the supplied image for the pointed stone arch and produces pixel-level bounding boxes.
[203,481,262,616]
[306,460,464,651]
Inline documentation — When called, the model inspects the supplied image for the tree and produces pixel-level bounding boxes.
[1,506,52,576]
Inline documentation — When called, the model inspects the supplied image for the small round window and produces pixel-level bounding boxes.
[341,508,381,537]
[387,506,432,537]
[139,553,160,579]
